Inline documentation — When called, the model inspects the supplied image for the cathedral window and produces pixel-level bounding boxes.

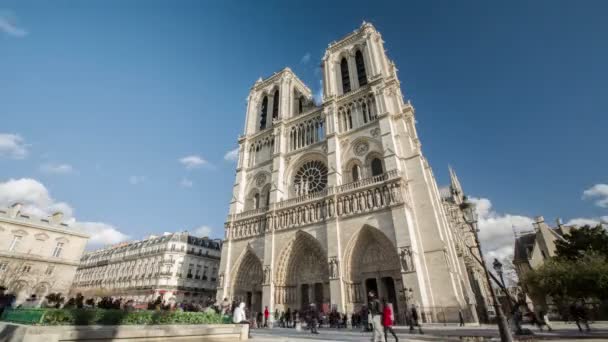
[272,89,280,120]
[371,158,384,176]
[340,58,351,93]
[294,160,328,196]
[298,96,304,114]
[265,188,271,207]
[352,165,361,182]
[355,50,367,87]
[260,96,268,130]
[254,193,260,209]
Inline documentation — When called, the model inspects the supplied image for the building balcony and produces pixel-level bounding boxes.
[226,169,406,240]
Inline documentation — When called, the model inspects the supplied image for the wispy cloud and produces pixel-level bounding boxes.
[40,163,75,175]
[0,178,129,247]
[224,147,239,162]
[300,52,311,64]
[192,225,213,238]
[129,175,146,185]
[583,183,608,208]
[0,10,28,37]
[180,178,193,188]
[179,155,207,169]
[0,133,28,159]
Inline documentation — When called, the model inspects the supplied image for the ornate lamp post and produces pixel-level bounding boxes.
[461,199,513,342]
[493,259,506,290]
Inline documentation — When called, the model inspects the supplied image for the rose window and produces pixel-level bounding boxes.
[294,160,328,195]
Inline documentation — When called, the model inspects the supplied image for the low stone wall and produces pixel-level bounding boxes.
[0,323,248,342]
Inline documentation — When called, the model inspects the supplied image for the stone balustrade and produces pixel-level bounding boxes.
[226,170,406,240]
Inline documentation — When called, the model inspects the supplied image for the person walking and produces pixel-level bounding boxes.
[458,309,465,327]
[408,304,423,334]
[368,291,383,342]
[264,306,269,328]
[571,300,590,332]
[309,303,319,334]
[382,299,398,342]
[232,302,251,338]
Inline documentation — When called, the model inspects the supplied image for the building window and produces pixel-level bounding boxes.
[195,265,202,280]
[9,235,22,252]
[355,50,367,86]
[272,89,279,120]
[171,244,176,251]
[0,262,8,272]
[298,96,304,114]
[187,264,194,279]
[22,264,32,273]
[52,242,64,257]
[371,158,383,176]
[254,193,260,209]
[265,188,271,207]
[260,96,268,130]
[45,265,55,275]
[340,58,351,93]
[351,165,360,182]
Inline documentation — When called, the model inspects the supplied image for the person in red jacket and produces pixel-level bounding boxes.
[264,306,269,328]
[382,299,398,342]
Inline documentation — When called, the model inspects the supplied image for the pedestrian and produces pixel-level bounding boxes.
[368,291,383,342]
[286,308,292,328]
[571,300,590,332]
[264,306,269,328]
[408,304,423,334]
[382,299,398,342]
[458,309,465,327]
[309,303,319,334]
[538,309,552,331]
[232,302,251,339]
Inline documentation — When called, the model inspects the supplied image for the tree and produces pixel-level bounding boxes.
[523,252,608,302]
[555,225,608,260]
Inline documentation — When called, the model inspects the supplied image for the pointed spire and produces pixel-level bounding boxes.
[448,165,463,196]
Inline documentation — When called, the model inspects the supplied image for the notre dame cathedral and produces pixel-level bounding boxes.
[216,22,491,323]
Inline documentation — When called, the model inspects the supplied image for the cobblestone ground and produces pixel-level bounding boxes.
[248,322,608,342]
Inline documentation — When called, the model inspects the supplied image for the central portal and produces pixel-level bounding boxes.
[275,231,329,311]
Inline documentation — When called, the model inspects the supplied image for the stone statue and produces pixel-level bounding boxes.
[400,246,414,272]
[263,266,270,284]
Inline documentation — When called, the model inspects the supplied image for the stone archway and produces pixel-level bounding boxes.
[231,248,263,313]
[344,225,402,317]
[275,231,329,311]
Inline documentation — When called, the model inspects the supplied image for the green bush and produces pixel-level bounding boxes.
[2,308,228,326]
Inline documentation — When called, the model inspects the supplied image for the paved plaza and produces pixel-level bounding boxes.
[248,323,608,342]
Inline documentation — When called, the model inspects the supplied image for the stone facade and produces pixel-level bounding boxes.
[72,232,221,305]
[0,203,89,305]
[217,22,487,323]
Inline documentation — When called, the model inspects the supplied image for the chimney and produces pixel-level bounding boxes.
[50,211,64,225]
[9,203,23,218]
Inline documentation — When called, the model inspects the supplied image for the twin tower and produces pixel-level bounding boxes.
[217,22,490,323]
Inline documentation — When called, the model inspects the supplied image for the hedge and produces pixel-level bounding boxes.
[1,308,232,326]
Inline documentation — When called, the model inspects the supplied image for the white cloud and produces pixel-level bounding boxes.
[583,183,608,208]
[0,178,128,247]
[300,52,311,64]
[179,155,206,169]
[180,178,193,188]
[224,147,239,162]
[129,176,145,185]
[470,197,534,262]
[0,133,28,159]
[40,163,74,175]
[192,225,212,237]
[313,80,323,105]
[0,10,27,37]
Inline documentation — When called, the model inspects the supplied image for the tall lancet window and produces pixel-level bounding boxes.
[340,58,351,93]
[298,96,304,114]
[355,50,367,86]
[260,96,268,130]
[272,89,280,120]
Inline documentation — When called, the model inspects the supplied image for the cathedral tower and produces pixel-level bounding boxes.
[217,22,488,323]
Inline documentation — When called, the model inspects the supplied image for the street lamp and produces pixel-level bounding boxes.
[493,259,506,290]
[460,198,513,342]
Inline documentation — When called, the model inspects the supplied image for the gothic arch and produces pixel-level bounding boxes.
[286,152,328,197]
[230,246,263,298]
[343,225,400,283]
[275,231,328,286]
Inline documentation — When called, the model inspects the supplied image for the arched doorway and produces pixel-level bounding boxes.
[231,249,263,314]
[344,225,402,318]
[275,231,329,311]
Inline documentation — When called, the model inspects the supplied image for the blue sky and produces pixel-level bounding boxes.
[1,1,607,256]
